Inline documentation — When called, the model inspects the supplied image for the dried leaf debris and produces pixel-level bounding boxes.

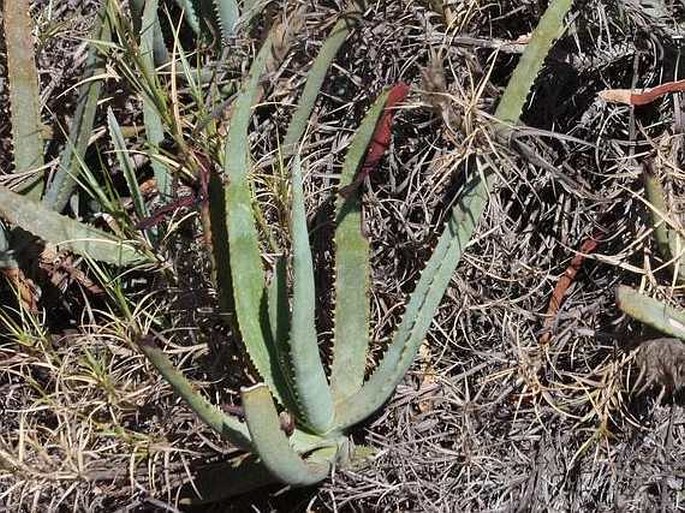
[2,1,685,511]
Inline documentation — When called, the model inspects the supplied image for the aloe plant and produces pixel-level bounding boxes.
[4,0,44,199]
[133,1,575,503]
[1,0,574,501]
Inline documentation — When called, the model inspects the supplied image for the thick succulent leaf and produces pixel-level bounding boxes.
[643,166,685,282]
[43,3,111,212]
[267,258,290,348]
[140,0,172,199]
[288,154,334,432]
[616,285,685,340]
[223,35,295,408]
[107,108,148,219]
[242,385,331,486]
[329,90,390,402]
[494,0,572,127]
[152,12,170,65]
[239,0,262,28]
[333,0,573,429]
[332,0,573,429]
[213,0,240,43]
[207,167,235,313]
[281,13,357,155]
[0,185,143,265]
[266,257,295,395]
[173,0,201,34]
[333,170,489,429]
[4,0,44,198]
[138,335,252,448]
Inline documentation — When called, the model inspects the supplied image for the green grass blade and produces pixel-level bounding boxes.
[281,13,357,155]
[4,0,45,198]
[334,171,489,429]
[288,154,334,433]
[43,2,112,212]
[223,35,294,406]
[106,108,148,219]
[329,90,390,402]
[616,285,685,340]
[0,185,143,265]
[138,335,252,448]
[242,384,330,486]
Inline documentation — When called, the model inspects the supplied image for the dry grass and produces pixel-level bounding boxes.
[3,0,685,511]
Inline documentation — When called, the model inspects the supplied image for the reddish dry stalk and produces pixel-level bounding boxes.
[539,234,600,345]
[339,82,410,197]
[135,148,213,231]
[599,78,685,106]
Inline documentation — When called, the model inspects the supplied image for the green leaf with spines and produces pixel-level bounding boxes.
[288,154,334,433]
[242,384,331,485]
[267,257,290,350]
[494,0,572,128]
[138,335,252,448]
[173,0,201,34]
[642,166,685,282]
[140,0,172,199]
[333,169,489,428]
[332,0,573,429]
[281,12,358,155]
[222,34,296,410]
[0,184,144,266]
[329,89,390,402]
[4,0,44,199]
[212,0,240,43]
[43,2,112,212]
[616,285,685,340]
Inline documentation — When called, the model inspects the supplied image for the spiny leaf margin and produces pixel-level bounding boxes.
[329,89,390,402]
[288,154,334,432]
[0,184,144,266]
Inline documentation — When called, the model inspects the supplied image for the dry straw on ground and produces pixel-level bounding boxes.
[2,0,685,511]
